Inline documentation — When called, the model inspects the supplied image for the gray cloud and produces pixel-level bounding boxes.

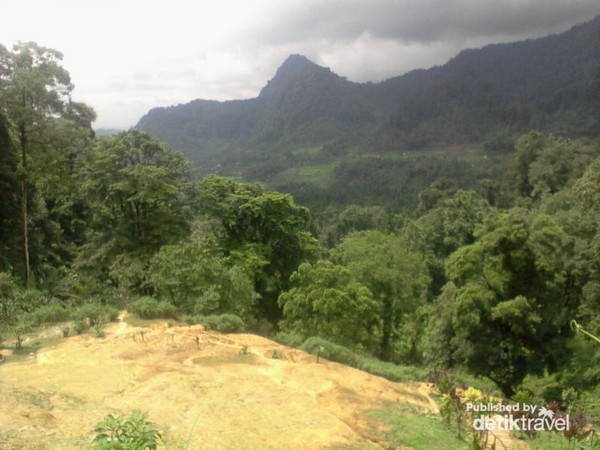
[4,0,596,128]
[255,0,599,44]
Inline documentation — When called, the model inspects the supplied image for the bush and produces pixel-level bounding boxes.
[272,332,306,348]
[72,320,88,335]
[2,285,53,325]
[357,359,427,383]
[201,314,245,333]
[92,409,162,449]
[301,337,361,366]
[301,337,428,383]
[129,297,178,319]
[71,304,119,326]
[179,314,202,325]
[10,320,36,348]
[30,303,71,324]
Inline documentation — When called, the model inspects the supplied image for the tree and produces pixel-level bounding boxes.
[77,130,190,292]
[0,42,95,286]
[321,204,390,247]
[407,190,491,295]
[332,230,429,361]
[0,114,20,273]
[444,209,580,397]
[278,260,380,350]
[148,235,257,319]
[512,131,589,201]
[196,175,318,322]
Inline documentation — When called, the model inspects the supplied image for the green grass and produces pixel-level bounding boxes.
[370,406,470,450]
[274,161,338,188]
[290,146,324,159]
[300,336,428,382]
[515,431,578,449]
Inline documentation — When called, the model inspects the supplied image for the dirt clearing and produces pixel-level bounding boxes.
[0,314,438,449]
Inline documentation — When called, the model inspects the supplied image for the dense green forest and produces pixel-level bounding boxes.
[1,29,600,448]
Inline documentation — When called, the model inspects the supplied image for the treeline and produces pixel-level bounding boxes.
[1,42,600,411]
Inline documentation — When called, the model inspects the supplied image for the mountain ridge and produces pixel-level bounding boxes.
[137,15,599,199]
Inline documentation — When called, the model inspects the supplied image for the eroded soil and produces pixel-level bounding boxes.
[0,314,438,449]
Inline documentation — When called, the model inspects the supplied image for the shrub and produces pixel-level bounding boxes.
[179,314,202,325]
[30,303,71,324]
[71,304,119,326]
[272,332,306,348]
[356,358,427,383]
[301,337,428,382]
[129,297,178,319]
[10,320,36,348]
[301,337,360,366]
[72,320,89,335]
[92,409,162,450]
[201,314,245,333]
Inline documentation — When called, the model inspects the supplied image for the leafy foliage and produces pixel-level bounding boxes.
[92,409,162,450]
[70,303,119,326]
[128,297,178,319]
[442,210,581,396]
[279,260,380,350]
[147,235,257,319]
[300,337,427,382]
[201,314,245,333]
[196,175,318,322]
[77,130,190,292]
[332,230,430,360]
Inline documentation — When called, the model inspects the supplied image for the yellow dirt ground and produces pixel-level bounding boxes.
[0,313,439,449]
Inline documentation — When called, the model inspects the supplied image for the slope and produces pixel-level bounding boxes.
[0,314,444,449]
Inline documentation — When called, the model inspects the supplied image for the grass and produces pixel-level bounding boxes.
[513,430,600,450]
[515,431,576,449]
[300,336,429,382]
[290,145,324,159]
[123,316,178,328]
[370,406,470,450]
[274,161,338,188]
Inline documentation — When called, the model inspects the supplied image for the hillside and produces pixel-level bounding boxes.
[0,315,456,450]
[136,16,599,206]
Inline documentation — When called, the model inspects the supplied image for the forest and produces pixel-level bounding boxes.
[1,38,600,447]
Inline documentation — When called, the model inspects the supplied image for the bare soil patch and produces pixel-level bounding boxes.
[0,314,443,449]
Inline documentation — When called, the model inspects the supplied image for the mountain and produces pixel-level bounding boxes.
[137,17,600,209]
[137,53,378,172]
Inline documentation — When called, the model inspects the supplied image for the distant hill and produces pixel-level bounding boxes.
[137,16,600,210]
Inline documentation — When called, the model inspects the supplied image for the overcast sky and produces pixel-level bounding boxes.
[2,0,598,129]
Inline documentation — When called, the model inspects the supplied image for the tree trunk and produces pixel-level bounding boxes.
[19,123,30,288]
[379,296,393,361]
[21,179,30,287]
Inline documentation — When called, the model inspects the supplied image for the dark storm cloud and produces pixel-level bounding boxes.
[259,0,599,45]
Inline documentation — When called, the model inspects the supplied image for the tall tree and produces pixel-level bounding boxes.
[278,260,380,350]
[197,175,318,323]
[444,210,580,397]
[0,114,20,272]
[77,130,190,292]
[332,231,429,361]
[0,42,93,286]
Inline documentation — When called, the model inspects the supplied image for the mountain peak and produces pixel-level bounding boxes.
[280,54,316,70]
[258,54,321,100]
